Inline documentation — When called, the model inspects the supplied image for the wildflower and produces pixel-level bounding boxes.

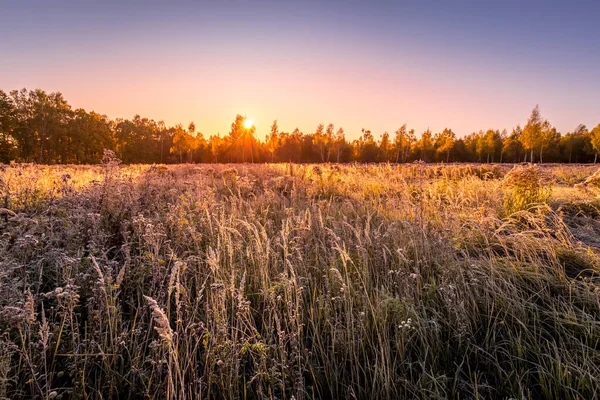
[1,307,30,324]
[101,149,121,166]
[398,318,415,331]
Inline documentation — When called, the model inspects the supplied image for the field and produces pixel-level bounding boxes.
[1,162,600,399]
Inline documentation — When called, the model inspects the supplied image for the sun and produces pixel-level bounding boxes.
[243,118,254,129]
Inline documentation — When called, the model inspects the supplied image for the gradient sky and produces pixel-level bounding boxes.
[1,0,599,140]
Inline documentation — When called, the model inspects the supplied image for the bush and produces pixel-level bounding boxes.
[502,165,552,214]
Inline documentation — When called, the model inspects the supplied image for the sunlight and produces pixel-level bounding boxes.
[243,118,254,129]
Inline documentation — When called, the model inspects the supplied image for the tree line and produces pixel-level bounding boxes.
[1,88,600,164]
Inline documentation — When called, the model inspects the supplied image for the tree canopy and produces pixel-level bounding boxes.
[0,89,598,164]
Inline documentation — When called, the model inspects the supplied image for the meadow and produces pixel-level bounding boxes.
[0,159,599,399]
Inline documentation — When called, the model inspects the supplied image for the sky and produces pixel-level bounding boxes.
[1,0,599,140]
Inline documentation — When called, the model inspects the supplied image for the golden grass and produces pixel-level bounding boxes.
[0,162,599,399]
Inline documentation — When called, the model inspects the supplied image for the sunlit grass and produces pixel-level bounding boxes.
[0,162,599,399]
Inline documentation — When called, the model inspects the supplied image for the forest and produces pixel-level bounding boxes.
[2,88,600,165]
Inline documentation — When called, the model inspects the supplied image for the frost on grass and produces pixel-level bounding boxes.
[0,163,598,400]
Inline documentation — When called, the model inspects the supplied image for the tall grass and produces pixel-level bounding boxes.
[0,162,598,399]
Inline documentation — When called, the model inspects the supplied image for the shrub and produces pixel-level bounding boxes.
[502,165,552,214]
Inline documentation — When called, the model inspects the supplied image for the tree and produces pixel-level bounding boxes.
[2,87,595,165]
[379,131,393,161]
[171,124,197,163]
[417,129,434,162]
[474,131,487,162]
[9,89,73,163]
[0,90,18,162]
[313,123,328,162]
[227,114,256,163]
[406,129,416,161]
[498,129,508,163]
[115,115,163,163]
[275,128,303,163]
[451,138,470,162]
[357,128,380,162]
[208,134,225,162]
[502,126,524,163]
[560,124,587,163]
[540,123,560,163]
[227,115,243,162]
[520,105,553,163]
[333,127,347,163]
[590,123,600,164]
[483,129,501,163]
[325,123,335,162]
[266,120,280,162]
[394,124,412,163]
[68,109,114,163]
[434,128,455,163]
[186,122,204,162]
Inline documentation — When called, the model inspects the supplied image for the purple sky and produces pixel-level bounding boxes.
[1,0,599,139]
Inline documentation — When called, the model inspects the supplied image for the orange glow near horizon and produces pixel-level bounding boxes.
[0,2,599,142]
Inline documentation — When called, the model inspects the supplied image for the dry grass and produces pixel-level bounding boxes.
[0,162,599,399]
